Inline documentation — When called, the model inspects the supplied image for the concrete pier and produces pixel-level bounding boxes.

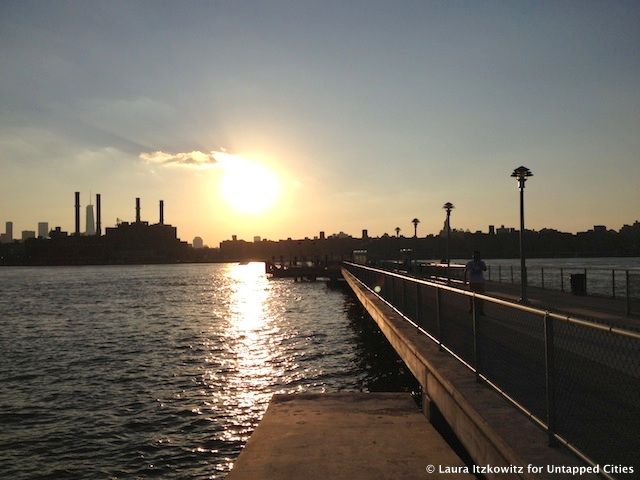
[341,267,599,479]
[227,393,473,480]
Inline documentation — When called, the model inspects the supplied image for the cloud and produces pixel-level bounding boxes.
[139,150,220,168]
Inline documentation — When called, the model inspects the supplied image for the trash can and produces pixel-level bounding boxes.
[570,273,586,295]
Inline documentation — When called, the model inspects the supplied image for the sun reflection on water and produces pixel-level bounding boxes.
[212,262,279,444]
[227,262,269,333]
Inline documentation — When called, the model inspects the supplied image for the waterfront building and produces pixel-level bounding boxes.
[38,222,49,239]
[21,230,36,241]
[5,221,13,242]
[193,236,204,249]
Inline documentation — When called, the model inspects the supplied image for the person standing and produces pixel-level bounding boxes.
[465,251,487,314]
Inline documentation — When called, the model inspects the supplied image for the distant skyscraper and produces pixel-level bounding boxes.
[86,204,95,235]
[193,236,204,249]
[38,222,49,238]
[5,221,13,241]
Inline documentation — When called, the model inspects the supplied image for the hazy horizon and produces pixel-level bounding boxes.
[2,1,639,245]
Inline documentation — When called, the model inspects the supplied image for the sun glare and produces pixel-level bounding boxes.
[219,156,281,214]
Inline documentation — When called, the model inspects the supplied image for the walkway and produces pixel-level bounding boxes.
[483,281,638,330]
[226,393,473,480]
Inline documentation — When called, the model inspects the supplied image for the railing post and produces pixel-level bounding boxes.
[402,278,407,313]
[543,313,558,447]
[436,287,443,350]
[626,270,631,316]
[612,269,616,298]
[560,268,564,292]
[392,276,396,305]
[472,294,480,383]
[541,267,545,289]
[416,282,422,327]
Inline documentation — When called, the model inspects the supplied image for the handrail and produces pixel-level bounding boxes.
[343,262,640,341]
[343,262,631,480]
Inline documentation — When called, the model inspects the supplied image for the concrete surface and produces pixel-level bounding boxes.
[342,268,597,480]
[226,393,473,480]
[484,281,638,330]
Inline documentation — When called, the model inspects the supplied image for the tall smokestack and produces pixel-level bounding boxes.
[96,194,102,236]
[74,191,80,235]
[159,200,164,224]
[135,197,141,223]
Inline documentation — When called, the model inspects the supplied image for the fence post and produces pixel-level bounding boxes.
[389,276,393,304]
[511,266,514,284]
[436,287,443,350]
[541,267,545,289]
[626,270,631,317]
[472,294,480,383]
[402,278,407,313]
[543,313,557,447]
[612,269,616,298]
[560,268,564,292]
[415,282,421,328]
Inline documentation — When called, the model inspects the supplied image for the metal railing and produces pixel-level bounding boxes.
[484,265,640,316]
[343,262,640,478]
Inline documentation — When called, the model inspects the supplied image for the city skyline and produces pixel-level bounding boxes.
[2,2,639,245]
[2,189,638,247]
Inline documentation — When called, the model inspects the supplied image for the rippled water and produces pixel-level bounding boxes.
[0,263,416,479]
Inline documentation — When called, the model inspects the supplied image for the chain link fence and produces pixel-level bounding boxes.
[344,262,640,478]
[483,265,640,315]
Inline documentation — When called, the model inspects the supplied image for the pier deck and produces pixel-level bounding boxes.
[226,393,473,480]
[484,281,638,329]
[341,266,600,479]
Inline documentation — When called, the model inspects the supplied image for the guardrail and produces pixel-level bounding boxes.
[379,260,640,316]
[343,262,640,478]
[483,265,640,316]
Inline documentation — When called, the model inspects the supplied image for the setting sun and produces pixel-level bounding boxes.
[219,156,281,215]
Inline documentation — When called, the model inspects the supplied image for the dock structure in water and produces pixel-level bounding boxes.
[227,393,473,480]
[264,260,341,282]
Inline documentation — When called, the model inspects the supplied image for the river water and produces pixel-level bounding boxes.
[0,263,416,479]
[453,257,640,297]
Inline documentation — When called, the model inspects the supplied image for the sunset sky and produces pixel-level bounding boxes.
[1,1,639,246]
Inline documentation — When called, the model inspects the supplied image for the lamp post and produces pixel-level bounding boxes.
[511,166,533,303]
[443,202,454,284]
[411,218,420,238]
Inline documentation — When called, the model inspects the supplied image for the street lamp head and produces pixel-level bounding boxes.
[442,202,455,214]
[511,166,533,188]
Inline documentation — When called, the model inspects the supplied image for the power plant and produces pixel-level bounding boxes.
[96,194,102,236]
[1,192,188,265]
[74,191,80,236]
